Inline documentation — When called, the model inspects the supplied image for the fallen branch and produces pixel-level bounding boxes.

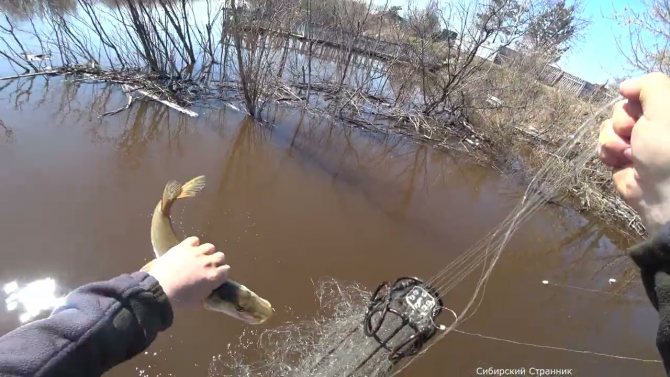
[125,85,199,117]
[0,70,60,81]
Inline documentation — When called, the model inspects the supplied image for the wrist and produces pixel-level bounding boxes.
[640,205,670,235]
[135,272,174,330]
[638,181,670,233]
[145,267,177,306]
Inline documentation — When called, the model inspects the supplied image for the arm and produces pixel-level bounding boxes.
[599,72,670,374]
[598,73,670,233]
[0,236,229,377]
[0,272,173,377]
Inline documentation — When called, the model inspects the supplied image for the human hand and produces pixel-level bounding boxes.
[145,236,230,310]
[598,72,670,233]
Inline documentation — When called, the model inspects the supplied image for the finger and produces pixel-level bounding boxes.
[197,243,216,255]
[217,264,231,278]
[207,251,226,266]
[620,76,643,98]
[611,100,641,139]
[183,236,200,247]
[612,166,642,203]
[598,119,632,167]
[621,72,670,124]
[209,265,231,286]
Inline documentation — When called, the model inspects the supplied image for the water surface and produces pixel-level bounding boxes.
[0,77,660,376]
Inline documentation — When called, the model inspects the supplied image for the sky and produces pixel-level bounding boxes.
[377,0,649,84]
[559,0,646,84]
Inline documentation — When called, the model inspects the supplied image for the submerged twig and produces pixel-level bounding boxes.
[99,86,135,118]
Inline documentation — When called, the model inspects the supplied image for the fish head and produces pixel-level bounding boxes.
[205,283,273,325]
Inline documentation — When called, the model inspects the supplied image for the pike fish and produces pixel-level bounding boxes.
[141,176,273,325]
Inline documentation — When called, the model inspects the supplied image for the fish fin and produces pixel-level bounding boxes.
[160,175,206,216]
[161,180,183,214]
[178,175,207,199]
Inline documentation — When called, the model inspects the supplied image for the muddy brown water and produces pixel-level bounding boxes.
[0,78,661,376]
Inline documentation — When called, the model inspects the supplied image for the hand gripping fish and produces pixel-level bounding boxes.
[141,176,273,325]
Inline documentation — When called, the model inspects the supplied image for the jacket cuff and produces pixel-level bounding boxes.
[628,224,670,311]
[629,223,670,272]
[132,271,174,332]
[628,224,670,374]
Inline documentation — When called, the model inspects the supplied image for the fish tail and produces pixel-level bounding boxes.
[161,176,206,214]
[178,176,207,199]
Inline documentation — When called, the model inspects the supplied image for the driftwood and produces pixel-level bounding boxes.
[0,68,200,118]
[124,84,199,117]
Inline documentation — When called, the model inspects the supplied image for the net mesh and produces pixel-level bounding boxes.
[208,279,392,377]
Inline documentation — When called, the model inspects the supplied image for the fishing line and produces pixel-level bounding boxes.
[410,300,660,364]
[452,329,662,364]
[426,146,588,296]
[541,280,647,302]
[431,117,602,299]
[390,97,623,376]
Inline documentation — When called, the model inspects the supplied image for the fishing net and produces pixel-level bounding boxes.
[209,277,446,377]
[209,98,619,377]
[208,278,373,377]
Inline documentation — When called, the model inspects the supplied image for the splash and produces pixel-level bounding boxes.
[208,278,386,377]
[3,278,65,323]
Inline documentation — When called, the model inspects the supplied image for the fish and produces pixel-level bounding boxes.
[141,176,273,325]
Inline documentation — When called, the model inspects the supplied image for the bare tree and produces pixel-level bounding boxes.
[400,0,534,116]
[615,0,670,74]
[229,0,300,118]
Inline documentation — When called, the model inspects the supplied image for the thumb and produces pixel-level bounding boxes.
[620,72,670,124]
[183,236,200,247]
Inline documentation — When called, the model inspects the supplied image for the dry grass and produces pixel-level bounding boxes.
[465,62,644,239]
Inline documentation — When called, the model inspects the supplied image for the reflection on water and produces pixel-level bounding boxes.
[3,278,65,323]
[0,119,14,143]
[0,0,77,19]
[0,0,164,18]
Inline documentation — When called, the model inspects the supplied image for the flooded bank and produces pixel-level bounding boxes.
[0,77,660,376]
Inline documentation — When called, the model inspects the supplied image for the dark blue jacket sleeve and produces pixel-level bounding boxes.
[629,230,670,376]
[0,271,173,377]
